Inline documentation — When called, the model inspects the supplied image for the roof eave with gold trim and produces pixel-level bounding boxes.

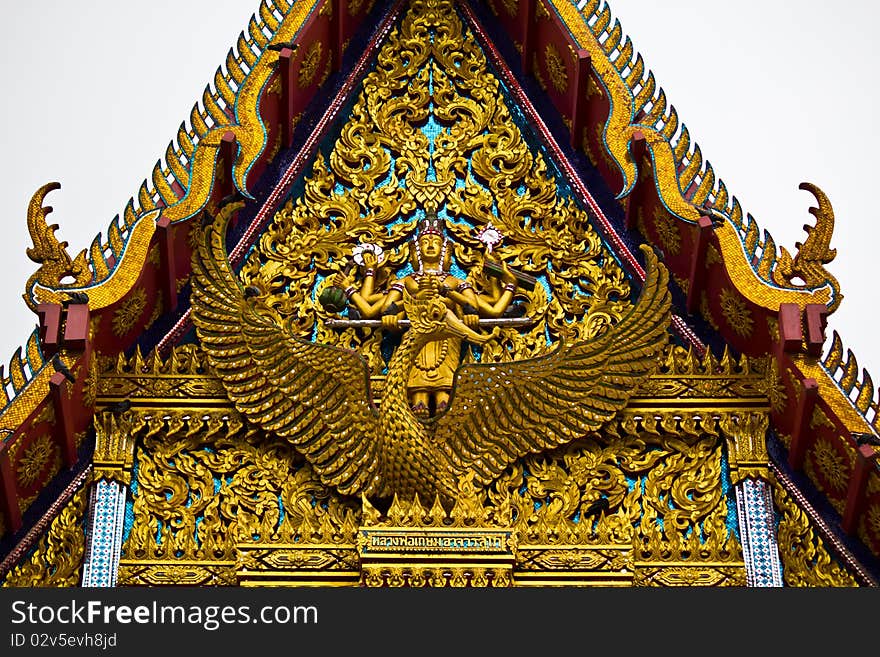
[1,0,878,574]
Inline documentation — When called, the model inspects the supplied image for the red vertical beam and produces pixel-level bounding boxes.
[279,48,297,149]
[788,378,819,470]
[49,373,77,467]
[570,49,591,150]
[841,445,878,535]
[520,0,536,72]
[62,304,89,351]
[778,303,804,354]
[157,216,178,312]
[685,216,713,315]
[36,303,62,358]
[805,304,829,357]
[0,445,21,534]
[624,131,649,230]
[218,131,237,201]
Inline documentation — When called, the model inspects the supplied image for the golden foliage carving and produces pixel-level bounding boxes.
[502,432,742,563]
[772,479,858,587]
[2,483,88,587]
[123,417,359,562]
[122,422,742,584]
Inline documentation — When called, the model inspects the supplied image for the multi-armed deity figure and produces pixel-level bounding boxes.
[332,212,519,417]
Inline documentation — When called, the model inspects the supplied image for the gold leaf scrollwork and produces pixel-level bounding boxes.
[772,479,858,586]
[2,483,88,587]
[122,418,359,564]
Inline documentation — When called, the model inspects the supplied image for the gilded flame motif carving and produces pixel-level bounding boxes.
[771,479,858,586]
[2,483,88,587]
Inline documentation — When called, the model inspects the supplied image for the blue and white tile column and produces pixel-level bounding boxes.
[735,477,784,587]
[81,413,137,588]
[721,413,784,587]
[81,479,128,586]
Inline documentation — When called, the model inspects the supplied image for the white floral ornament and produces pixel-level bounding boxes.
[476,222,503,253]
[352,243,385,266]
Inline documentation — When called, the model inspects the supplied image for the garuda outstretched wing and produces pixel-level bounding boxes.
[190,204,382,496]
[434,245,671,486]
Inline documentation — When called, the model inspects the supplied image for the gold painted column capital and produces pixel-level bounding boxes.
[719,412,770,485]
[92,412,142,485]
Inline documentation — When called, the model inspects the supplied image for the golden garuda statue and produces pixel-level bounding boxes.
[191,208,672,504]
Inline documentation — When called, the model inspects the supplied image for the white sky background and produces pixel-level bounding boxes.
[0,1,878,383]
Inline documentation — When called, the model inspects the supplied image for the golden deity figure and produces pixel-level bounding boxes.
[193,201,671,503]
[332,212,518,417]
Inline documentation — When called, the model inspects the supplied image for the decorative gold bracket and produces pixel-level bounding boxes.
[719,413,771,485]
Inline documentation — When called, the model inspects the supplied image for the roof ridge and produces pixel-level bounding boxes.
[562,0,880,436]
[0,1,298,424]
[22,0,296,312]
[557,0,841,307]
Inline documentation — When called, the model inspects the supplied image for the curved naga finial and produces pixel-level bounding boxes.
[773,182,842,312]
[23,182,91,310]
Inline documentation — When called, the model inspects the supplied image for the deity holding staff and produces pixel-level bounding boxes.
[330,212,520,417]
